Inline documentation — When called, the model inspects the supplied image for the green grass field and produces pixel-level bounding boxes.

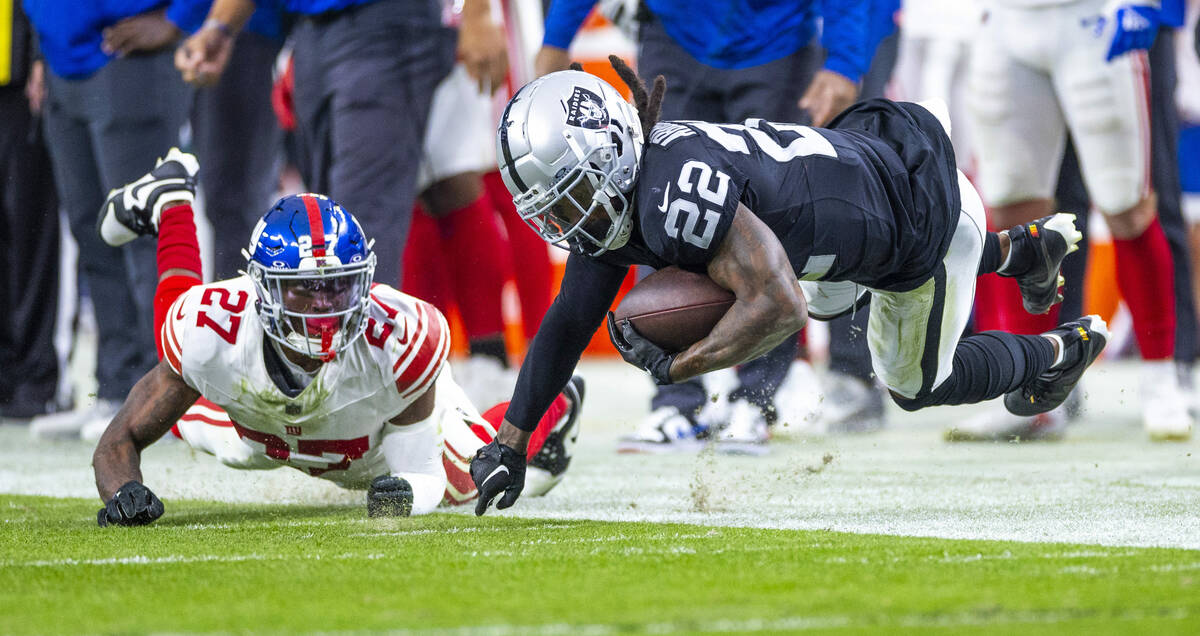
[3,494,1198,635]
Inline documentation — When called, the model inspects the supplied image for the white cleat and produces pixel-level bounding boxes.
[98,147,199,246]
[452,355,517,411]
[1141,361,1193,442]
[714,399,769,455]
[945,403,1068,442]
[617,406,706,454]
[30,399,121,441]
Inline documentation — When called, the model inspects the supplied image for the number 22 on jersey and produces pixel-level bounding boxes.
[661,120,837,249]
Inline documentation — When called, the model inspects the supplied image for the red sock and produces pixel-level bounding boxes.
[480,394,569,461]
[974,273,1059,334]
[401,205,454,316]
[1113,216,1176,359]
[154,275,202,358]
[438,193,508,340]
[485,170,552,339]
[157,205,202,279]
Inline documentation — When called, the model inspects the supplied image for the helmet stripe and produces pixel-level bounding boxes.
[301,194,327,257]
[498,84,529,192]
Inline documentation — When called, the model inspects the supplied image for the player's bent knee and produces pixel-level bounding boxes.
[1103,196,1157,240]
[889,390,933,412]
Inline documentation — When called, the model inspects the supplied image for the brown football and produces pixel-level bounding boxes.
[612,266,735,353]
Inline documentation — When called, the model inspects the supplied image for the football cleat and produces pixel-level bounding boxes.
[617,405,707,454]
[367,475,414,517]
[525,376,586,496]
[98,147,200,246]
[944,405,1068,442]
[1004,315,1109,417]
[1001,213,1082,314]
[714,399,769,456]
[1141,361,1194,442]
[813,371,887,435]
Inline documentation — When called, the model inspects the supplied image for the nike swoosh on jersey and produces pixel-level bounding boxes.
[657,183,671,212]
[481,464,510,490]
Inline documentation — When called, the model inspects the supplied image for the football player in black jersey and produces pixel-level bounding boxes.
[470,57,1109,516]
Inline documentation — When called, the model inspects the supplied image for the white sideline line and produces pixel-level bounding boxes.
[5,552,389,568]
[299,607,1191,635]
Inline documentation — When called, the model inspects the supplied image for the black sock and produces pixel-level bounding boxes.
[896,331,1055,410]
[978,232,1003,275]
[469,337,509,367]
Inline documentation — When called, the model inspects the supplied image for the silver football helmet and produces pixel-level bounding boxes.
[496,70,644,255]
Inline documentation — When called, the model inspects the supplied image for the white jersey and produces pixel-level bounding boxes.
[162,278,452,489]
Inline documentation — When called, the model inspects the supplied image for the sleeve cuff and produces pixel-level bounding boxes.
[821,57,862,84]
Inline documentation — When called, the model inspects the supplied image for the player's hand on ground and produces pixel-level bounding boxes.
[458,10,508,94]
[1102,1,1160,61]
[175,22,234,87]
[367,475,414,517]
[97,481,164,527]
[798,70,858,127]
[471,440,526,515]
[102,9,182,57]
[535,46,571,77]
[607,312,676,385]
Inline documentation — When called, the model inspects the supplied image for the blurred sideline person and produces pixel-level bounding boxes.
[402,61,517,409]
[25,0,192,439]
[89,150,584,526]
[470,62,1109,513]
[963,0,1192,440]
[171,0,287,280]
[0,2,60,422]
[535,0,883,453]
[176,0,506,286]
[813,1,902,437]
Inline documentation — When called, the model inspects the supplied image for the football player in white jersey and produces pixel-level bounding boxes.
[966,0,1193,440]
[89,149,585,527]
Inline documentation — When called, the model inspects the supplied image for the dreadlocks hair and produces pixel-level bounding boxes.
[606,55,666,137]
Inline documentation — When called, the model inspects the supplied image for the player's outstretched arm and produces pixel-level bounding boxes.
[93,360,200,526]
[669,203,807,381]
[174,0,255,86]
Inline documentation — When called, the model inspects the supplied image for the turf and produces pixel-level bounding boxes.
[2,494,1198,635]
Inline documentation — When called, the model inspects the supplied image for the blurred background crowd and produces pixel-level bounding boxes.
[2,0,1198,447]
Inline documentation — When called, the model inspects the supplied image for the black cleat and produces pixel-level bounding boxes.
[525,376,585,495]
[1000,213,1082,314]
[1005,315,1109,417]
[98,147,199,246]
[367,474,414,517]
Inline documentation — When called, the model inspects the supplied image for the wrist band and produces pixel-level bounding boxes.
[202,19,233,38]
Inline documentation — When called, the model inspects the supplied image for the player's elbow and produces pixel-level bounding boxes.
[765,280,807,333]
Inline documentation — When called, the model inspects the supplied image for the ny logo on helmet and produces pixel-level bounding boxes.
[564,87,609,129]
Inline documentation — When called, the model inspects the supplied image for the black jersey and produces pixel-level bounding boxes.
[612,99,960,291]
[504,99,960,431]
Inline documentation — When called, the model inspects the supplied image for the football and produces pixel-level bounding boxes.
[612,266,735,352]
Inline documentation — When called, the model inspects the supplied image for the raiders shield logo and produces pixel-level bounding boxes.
[564,87,609,129]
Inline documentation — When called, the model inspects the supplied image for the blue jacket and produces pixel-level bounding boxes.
[272,0,373,14]
[543,0,874,78]
[24,0,167,79]
[170,0,284,40]
[23,0,283,80]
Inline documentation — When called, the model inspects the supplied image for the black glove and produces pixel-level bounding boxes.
[606,311,676,385]
[97,480,164,527]
[367,475,414,517]
[470,439,526,516]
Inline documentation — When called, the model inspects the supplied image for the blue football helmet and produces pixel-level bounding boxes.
[245,193,376,360]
